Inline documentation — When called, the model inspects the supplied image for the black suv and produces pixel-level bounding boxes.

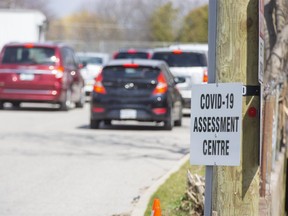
[90,59,183,130]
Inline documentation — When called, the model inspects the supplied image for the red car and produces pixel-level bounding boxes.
[0,42,85,110]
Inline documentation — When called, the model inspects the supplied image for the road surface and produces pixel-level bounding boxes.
[0,103,190,216]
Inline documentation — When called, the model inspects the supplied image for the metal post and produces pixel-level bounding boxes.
[208,0,217,84]
[204,166,213,216]
[205,1,218,215]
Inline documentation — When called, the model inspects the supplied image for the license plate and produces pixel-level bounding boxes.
[120,109,137,119]
[20,73,34,81]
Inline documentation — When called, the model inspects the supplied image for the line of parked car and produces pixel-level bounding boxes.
[0,42,208,130]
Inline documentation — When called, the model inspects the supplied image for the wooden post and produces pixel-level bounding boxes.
[260,96,275,196]
[213,0,260,215]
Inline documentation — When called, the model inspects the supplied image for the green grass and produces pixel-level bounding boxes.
[144,160,205,216]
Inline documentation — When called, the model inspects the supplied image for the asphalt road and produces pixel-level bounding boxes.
[0,103,190,216]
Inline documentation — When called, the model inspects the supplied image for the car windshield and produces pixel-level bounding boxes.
[115,52,149,59]
[152,52,207,67]
[1,46,57,65]
[78,56,103,65]
[102,66,159,80]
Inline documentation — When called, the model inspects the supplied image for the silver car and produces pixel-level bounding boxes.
[77,52,110,96]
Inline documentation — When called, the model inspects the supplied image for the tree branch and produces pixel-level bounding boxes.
[264,23,288,97]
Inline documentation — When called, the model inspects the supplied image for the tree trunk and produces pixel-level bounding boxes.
[264,24,288,95]
[264,0,288,95]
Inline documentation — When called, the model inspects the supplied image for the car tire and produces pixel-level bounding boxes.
[163,109,173,130]
[59,90,72,111]
[12,102,21,109]
[104,120,112,126]
[0,102,4,109]
[90,119,100,129]
[75,87,85,108]
[174,108,182,127]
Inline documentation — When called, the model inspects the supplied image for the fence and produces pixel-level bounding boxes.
[260,81,287,204]
[53,40,174,56]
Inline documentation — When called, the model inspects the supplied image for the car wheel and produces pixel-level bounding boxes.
[163,109,173,130]
[12,102,21,109]
[75,87,85,108]
[59,90,72,111]
[0,102,4,109]
[90,119,100,129]
[174,107,182,127]
[104,120,112,126]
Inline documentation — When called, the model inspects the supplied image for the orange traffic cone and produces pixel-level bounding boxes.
[151,198,161,216]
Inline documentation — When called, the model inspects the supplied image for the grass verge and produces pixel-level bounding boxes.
[144,160,205,216]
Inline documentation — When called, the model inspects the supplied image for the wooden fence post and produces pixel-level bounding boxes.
[213,0,260,215]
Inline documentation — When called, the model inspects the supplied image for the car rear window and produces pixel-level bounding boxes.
[102,66,160,80]
[114,52,149,59]
[78,56,103,65]
[152,52,207,67]
[1,46,56,65]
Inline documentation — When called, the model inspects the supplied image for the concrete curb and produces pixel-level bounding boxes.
[131,154,190,216]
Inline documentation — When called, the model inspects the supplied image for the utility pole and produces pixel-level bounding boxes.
[212,0,260,215]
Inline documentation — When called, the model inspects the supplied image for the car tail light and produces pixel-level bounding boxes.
[127,49,137,54]
[153,72,168,95]
[93,72,106,94]
[24,43,34,48]
[52,66,64,79]
[112,52,119,59]
[152,108,167,115]
[92,106,105,113]
[123,63,139,68]
[203,68,208,83]
[173,49,183,54]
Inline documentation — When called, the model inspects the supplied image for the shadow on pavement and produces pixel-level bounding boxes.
[78,121,171,131]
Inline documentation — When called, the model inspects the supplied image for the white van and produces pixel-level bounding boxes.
[152,44,208,109]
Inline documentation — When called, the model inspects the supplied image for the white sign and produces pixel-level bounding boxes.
[190,83,242,166]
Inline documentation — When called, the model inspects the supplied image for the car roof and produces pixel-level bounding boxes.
[76,52,109,57]
[169,43,208,51]
[105,59,166,68]
[153,44,208,54]
[3,41,71,49]
[76,52,110,63]
[116,48,152,53]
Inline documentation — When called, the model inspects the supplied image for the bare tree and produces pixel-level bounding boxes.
[76,0,208,41]
[0,0,54,18]
[264,0,288,95]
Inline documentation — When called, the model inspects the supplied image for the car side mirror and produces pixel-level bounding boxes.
[174,77,185,84]
[82,61,88,68]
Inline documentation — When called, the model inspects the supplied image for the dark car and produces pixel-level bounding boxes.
[0,42,85,110]
[113,48,152,59]
[90,59,183,130]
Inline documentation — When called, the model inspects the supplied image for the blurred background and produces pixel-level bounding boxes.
[0,0,209,54]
